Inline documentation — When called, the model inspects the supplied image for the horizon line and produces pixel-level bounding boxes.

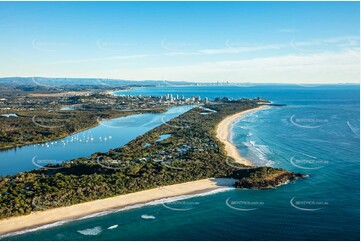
[0,76,359,85]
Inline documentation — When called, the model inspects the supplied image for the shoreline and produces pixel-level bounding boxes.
[106,88,132,96]
[0,178,235,237]
[0,105,266,237]
[0,106,174,151]
[216,105,267,166]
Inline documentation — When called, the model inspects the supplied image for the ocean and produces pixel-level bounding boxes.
[2,85,360,240]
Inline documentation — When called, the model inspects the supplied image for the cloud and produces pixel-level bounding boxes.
[163,36,360,57]
[119,50,360,83]
[290,36,360,49]
[164,44,283,56]
[10,36,359,84]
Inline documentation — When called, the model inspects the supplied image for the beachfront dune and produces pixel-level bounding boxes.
[216,106,267,166]
[0,101,304,237]
[0,178,235,237]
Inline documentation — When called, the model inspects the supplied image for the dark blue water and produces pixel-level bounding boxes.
[3,85,360,240]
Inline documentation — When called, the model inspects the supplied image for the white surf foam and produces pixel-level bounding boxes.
[107,224,118,230]
[141,215,156,220]
[0,187,234,239]
[0,219,74,239]
[77,226,102,236]
[243,140,275,167]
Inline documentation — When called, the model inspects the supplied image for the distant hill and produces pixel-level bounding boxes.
[0,77,195,87]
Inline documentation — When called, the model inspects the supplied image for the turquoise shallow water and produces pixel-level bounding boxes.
[2,85,360,240]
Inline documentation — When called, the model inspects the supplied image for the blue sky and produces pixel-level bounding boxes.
[0,1,359,83]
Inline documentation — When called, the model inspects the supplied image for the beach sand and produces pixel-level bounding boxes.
[0,178,235,237]
[216,105,267,166]
[0,105,265,237]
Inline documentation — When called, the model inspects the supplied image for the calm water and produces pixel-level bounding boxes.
[0,106,194,176]
[3,85,360,240]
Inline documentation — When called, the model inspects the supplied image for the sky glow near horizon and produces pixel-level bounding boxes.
[0,2,359,84]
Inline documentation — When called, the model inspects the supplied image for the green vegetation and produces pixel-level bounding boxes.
[0,91,173,149]
[0,83,207,149]
[0,108,166,150]
[233,167,305,189]
[0,100,303,219]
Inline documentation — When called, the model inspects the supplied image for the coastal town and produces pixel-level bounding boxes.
[0,82,213,149]
[0,81,267,150]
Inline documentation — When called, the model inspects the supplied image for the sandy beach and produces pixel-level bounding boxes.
[28,91,91,97]
[0,105,265,237]
[216,105,267,166]
[105,88,131,96]
[0,178,235,237]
